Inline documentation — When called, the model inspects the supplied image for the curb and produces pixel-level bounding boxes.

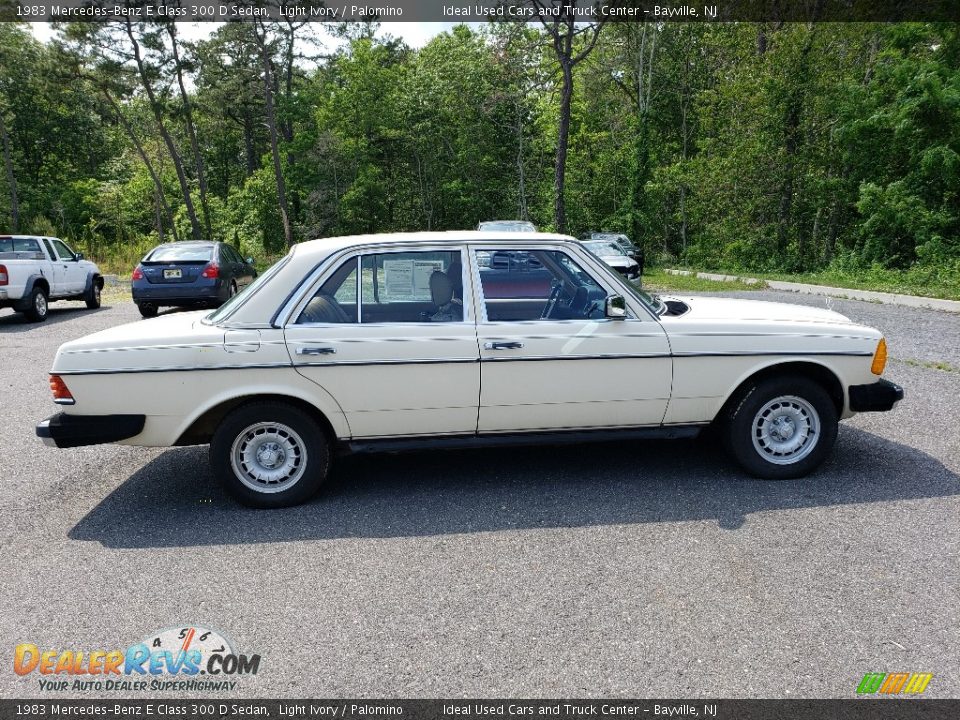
[665,269,960,314]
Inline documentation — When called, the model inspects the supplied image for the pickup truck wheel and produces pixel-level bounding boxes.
[23,286,49,322]
[84,279,102,309]
[137,302,158,318]
[724,375,837,480]
[210,402,329,508]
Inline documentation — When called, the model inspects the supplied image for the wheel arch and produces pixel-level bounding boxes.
[714,359,845,423]
[175,392,345,447]
[29,274,50,294]
[85,272,104,291]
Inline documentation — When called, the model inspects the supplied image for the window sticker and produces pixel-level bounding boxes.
[381,259,444,301]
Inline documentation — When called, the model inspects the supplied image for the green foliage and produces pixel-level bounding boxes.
[0,21,957,298]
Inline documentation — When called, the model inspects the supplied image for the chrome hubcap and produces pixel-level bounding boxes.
[36,293,47,315]
[230,422,307,493]
[751,395,820,465]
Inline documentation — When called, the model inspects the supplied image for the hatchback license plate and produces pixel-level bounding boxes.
[163,268,182,279]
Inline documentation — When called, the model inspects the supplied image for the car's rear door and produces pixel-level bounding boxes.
[283,245,480,439]
[472,244,672,433]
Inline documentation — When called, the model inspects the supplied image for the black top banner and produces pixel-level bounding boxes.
[1,0,959,23]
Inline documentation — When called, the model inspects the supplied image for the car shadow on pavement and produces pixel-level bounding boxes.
[0,305,106,333]
[69,425,960,548]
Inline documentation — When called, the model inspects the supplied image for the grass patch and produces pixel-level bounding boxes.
[100,285,133,303]
[684,266,960,301]
[899,358,960,374]
[641,268,766,293]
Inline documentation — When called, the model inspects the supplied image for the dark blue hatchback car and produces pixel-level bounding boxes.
[131,241,257,318]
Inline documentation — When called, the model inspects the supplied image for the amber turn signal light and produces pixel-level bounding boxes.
[871,338,887,375]
[49,374,74,403]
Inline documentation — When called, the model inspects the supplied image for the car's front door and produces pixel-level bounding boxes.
[472,246,672,433]
[49,238,87,294]
[284,246,480,439]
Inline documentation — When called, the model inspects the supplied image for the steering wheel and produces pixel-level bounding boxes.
[541,283,563,319]
[584,299,605,319]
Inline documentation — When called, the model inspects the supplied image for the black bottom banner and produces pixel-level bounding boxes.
[1,700,958,720]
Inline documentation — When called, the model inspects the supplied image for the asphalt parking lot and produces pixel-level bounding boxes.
[1,291,958,699]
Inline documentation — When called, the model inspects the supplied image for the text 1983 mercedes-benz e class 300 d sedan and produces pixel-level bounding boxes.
[36,232,903,508]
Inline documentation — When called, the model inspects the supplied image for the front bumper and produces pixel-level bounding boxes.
[848,378,904,412]
[36,413,146,449]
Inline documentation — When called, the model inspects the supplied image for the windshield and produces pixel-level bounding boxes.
[621,282,666,316]
[204,254,289,324]
[584,241,623,257]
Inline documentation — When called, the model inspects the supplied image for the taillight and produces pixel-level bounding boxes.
[131,266,144,280]
[0,264,7,285]
[201,263,220,279]
[49,375,75,404]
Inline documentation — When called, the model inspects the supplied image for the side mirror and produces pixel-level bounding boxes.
[74,253,84,261]
[245,257,254,265]
[605,294,627,319]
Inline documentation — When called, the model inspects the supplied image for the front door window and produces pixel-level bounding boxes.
[476,249,612,322]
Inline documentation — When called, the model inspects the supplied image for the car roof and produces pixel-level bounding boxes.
[290,231,576,262]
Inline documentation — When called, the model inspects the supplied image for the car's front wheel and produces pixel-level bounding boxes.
[723,375,838,479]
[85,279,102,309]
[210,401,330,508]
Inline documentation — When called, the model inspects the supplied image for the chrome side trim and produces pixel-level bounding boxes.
[53,349,873,376]
[672,350,874,358]
[55,362,294,376]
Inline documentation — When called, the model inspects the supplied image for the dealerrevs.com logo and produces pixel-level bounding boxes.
[13,625,261,692]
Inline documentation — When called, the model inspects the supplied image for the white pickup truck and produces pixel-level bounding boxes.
[0,235,103,322]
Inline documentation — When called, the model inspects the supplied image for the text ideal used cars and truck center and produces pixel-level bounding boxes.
[35,232,903,508]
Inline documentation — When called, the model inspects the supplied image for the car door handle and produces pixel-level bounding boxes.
[484,341,524,350]
[296,347,336,356]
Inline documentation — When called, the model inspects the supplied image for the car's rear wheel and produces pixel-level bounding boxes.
[84,279,102,309]
[210,401,329,508]
[23,286,49,322]
[137,302,158,318]
[723,375,837,479]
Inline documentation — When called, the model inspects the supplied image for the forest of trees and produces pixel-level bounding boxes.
[0,19,957,282]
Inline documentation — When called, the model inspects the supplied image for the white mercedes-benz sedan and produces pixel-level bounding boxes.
[36,232,903,508]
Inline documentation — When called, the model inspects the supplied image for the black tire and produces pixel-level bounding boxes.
[137,302,159,318]
[210,401,329,508]
[23,285,49,322]
[723,375,838,480]
[85,278,102,309]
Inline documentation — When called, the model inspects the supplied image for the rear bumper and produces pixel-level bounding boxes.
[36,413,146,449]
[132,281,223,304]
[849,379,904,412]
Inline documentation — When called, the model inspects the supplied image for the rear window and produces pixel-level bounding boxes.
[146,245,213,263]
[0,237,42,254]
